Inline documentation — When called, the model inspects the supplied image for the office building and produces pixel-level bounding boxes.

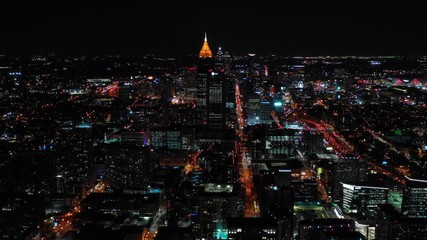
[259,100,273,123]
[341,182,388,216]
[298,219,355,240]
[197,33,214,125]
[191,183,243,239]
[265,129,299,157]
[331,154,361,204]
[149,127,182,150]
[377,204,427,240]
[402,176,427,219]
[227,218,280,240]
[293,180,318,202]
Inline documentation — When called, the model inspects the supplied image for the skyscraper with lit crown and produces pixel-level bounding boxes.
[197,33,213,125]
[199,33,213,59]
[196,33,226,129]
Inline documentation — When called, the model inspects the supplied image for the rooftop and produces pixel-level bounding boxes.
[198,33,213,59]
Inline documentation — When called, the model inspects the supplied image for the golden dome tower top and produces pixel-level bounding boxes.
[198,33,213,59]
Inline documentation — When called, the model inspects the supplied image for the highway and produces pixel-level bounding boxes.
[290,110,407,185]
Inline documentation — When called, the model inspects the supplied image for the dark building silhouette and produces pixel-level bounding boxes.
[377,204,427,240]
[227,218,280,240]
[298,219,355,240]
[331,154,361,204]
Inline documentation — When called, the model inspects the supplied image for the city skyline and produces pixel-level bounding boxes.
[1,2,427,240]
[1,1,427,56]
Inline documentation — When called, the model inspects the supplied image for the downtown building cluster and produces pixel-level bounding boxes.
[0,36,427,240]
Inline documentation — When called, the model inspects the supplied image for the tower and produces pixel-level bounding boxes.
[197,33,214,125]
[196,33,226,129]
[199,33,213,59]
[215,46,235,129]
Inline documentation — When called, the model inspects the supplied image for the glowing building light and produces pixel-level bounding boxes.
[199,33,213,58]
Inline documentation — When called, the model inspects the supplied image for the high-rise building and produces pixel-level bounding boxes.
[293,179,318,202]
[199,33,213,59]
[355,219,378,240]
[197,33,214,125]
[55,174,67,194]
[341,182,388,216]
[301,131,325,154]
[149,127,182,150]
[377,204,427,240]
[196,33,226,129]
[265,129,299,158]
[402,176,427,219]
[247,95,260,125]
[191,183,243,239]
[331,154,361,204]
[254,159,303,240]
[227,218,280,240]
[215,47,235,129]
[298,219,355,240]
[207,71,226,129]
[259,100,273,123]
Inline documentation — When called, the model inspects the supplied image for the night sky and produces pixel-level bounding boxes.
[1,1,426,56]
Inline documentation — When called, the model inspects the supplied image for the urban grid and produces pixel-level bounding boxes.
[0,2,427,240]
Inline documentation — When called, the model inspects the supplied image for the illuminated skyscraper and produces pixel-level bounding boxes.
[199,33,213,59]
[196,33,226,129]
[197,33,214,125]
[215,47,235,128]
[207,71,226,129]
